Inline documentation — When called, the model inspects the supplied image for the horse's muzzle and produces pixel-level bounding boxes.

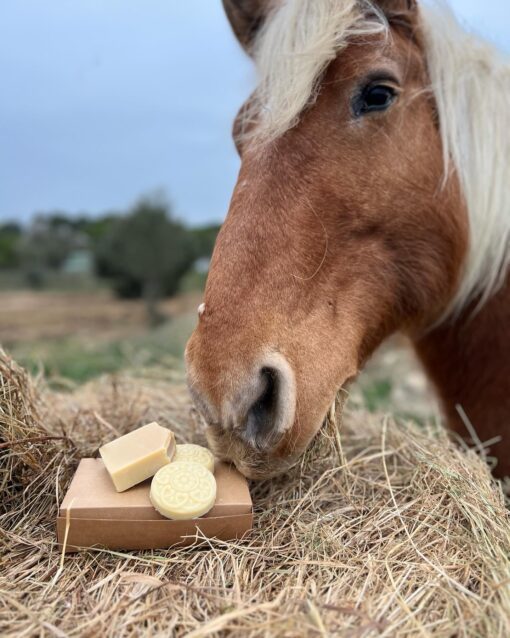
[186,350,297,454]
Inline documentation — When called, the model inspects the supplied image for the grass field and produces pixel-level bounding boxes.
[0,290,201,384]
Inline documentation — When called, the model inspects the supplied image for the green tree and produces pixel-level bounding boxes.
[75,214,118,243]
[18,214,87,287]
[96,197,196,327]
[189,224,221,259]
[0,222,22,269]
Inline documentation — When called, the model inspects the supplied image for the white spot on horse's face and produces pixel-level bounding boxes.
[198,303,206,318]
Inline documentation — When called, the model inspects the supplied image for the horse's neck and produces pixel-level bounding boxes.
[413,274,510,477]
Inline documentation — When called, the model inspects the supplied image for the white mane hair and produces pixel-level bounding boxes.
[245,0,510,318]
[421,4,510,316]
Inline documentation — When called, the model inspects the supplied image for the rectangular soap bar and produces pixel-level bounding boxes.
[99,422,175,492]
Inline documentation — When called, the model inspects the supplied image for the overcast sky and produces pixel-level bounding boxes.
[0,1,508,226]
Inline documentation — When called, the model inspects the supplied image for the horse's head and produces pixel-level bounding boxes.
[186,0,467,478]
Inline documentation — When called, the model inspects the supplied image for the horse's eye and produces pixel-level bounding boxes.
[353,84,397,117]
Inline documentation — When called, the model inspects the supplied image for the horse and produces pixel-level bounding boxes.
[185,0,510,479]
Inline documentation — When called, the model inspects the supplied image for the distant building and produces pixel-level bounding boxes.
[61,249,94,275]
[194,257,210,274]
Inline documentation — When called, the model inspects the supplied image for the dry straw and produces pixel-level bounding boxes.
[1,347,510,636]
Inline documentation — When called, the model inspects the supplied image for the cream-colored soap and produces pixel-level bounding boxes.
[99,422,175,492]
[173,443,215,472]
[150,461,216,520]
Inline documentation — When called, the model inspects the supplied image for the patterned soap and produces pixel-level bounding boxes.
[173,443,215,472]
[150,461,217,520]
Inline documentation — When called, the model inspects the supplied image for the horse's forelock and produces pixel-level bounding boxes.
[242,0,388,144]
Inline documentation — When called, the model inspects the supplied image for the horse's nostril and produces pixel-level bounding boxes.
[189,352,296,451]
[245,366,280,446]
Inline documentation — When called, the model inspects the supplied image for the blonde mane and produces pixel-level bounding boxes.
[421,4,510,315]
[246,0,510,318]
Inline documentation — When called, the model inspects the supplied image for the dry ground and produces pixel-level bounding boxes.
[0,290,202,384]
[0,290,202,344]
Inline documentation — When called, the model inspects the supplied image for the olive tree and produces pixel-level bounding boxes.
[96,197,196,327]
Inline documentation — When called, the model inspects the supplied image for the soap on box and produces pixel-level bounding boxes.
[56,458,253,552]
[99,421,176,492]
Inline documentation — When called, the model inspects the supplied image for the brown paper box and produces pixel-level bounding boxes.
[57,458,253,552]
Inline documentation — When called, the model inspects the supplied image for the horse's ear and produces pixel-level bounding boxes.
[222,0,272,53]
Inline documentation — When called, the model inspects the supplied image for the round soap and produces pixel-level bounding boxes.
[173,443,215,472]
[150,461,216,520]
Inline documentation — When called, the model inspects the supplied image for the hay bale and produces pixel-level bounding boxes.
[0,349,73,513]
[1,351,509,636]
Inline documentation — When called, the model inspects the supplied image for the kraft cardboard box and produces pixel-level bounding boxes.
[57,458,253,552]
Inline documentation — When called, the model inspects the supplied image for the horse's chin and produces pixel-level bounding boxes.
[205,423,301,480]
[230,457,298,480]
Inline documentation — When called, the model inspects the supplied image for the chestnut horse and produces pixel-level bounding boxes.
[186,0,510,478]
